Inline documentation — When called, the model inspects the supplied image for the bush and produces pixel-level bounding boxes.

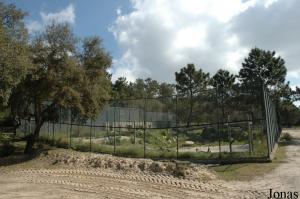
[0,116,14,127]
[116,146,144,157]
[0,141,15,157]
[54,138,69,149]
[281,132,292,142]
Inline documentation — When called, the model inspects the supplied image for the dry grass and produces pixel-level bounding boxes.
[210,143,287,181]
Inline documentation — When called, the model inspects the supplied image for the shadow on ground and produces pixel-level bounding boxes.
[279,138,300,147]
[0,148,49,167]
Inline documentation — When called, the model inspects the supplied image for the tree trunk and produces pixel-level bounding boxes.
[13,118,21,137]
[24,100,43,154]
[24,122,42,154]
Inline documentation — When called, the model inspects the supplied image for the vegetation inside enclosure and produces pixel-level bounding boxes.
[0,133,28,157]
[35,125,268,160]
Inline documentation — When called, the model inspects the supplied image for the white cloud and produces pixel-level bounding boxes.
[26,4,75,34]
[41,4,75,24]
[111,0,299,84]
[26,20,43,33]
[116,8,122,15]
[264,0,279,8]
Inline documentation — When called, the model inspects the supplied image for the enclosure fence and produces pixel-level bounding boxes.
[19,87,280,161]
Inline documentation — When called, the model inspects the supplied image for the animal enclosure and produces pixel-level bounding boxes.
[20,87,280,162]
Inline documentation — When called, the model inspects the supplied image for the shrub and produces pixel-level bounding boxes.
[0,141,15,157]
[54,138,69,149]
[281,132,292,142]
[116,146,144,157]
[73,143,90,152]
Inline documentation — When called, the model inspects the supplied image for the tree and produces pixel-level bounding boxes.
[239,47,287,93]
[210,69,235,120]
[132,78,146,98]
[211,69,235,92]
[158,83,174,98]
[0,2,30,106]
[79,36,112,118]
[278,100,300,127]
[158,83,175,112]
[144,78,159,98]
[292,87,300,102]
[112,77,129,99]
[12,23,112,154]
[175,63,210,126]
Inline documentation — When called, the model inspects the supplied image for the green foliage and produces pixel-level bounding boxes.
[175,63,210,95]
[239,47,287,92]
[210,69,235,91]
[147,129,176,151]
[144,78,159,98]
[115,145,144,157]
[158,83,174,97]
[278,100,300,126]
[175,63,210,126]
[281,132,292,142]
[8,23,112,153]
[54,138,69,149]
[0,141,15,156]
[112,77,130,99]
[0,2,30,106]
[0,116,14,126]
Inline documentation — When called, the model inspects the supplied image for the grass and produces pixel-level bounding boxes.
[210,143,287,181]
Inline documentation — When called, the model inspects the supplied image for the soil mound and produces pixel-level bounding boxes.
[40,149,216,180]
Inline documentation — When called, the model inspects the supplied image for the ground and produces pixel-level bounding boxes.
[0,129,299,199]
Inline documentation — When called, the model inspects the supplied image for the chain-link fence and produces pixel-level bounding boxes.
[19,87,280,161]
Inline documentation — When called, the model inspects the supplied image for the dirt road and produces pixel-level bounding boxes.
[0,129,299,199]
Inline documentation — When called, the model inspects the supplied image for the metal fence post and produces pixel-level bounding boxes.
[59,107,62,132]
[106,108,109,138]
[227,115,232,153]
[176,95,179,159]
[113,101,116,155]
[47,121,50,139]
[90,119,92,152]
[248,114,253,154]
[143,98,146,158]
[52,122,55,145]
[69,110,72,149]
[29,118,31,134]
[216,87,221,158]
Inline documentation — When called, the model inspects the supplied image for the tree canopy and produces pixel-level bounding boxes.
[175,63,210,126]
[239,47,287,92]
[10,23,112,153]
[0,2,30,106]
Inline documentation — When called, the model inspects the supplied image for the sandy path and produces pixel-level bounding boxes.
[0,168,264,199]
[179,144,249,153]
[248,128,300,190]
[0,128,299,199]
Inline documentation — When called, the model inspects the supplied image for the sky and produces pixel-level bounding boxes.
[4,0,300,88]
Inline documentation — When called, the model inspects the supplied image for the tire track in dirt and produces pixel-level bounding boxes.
[4,168,266,198]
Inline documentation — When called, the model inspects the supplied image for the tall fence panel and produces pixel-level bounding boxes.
[263,88,281,158]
